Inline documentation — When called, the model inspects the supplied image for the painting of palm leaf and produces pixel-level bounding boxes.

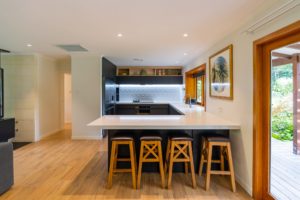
[209,45,233,99]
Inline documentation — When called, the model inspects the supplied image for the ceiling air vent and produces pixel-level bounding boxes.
[56,44,88,52]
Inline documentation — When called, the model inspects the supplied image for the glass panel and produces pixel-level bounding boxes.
[270,41,300,200]
[196,76,202,103]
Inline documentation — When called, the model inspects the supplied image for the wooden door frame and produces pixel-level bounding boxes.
[185,63,206,110]
[253,20,300,200]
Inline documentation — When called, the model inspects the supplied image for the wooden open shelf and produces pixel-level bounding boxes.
[117,67,182,76]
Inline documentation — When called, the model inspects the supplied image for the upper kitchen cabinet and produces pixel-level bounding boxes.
[102,57,117,80]
[116,66,183,84]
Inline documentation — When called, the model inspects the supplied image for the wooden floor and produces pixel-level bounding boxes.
[271,139,300,200]
[0,127,252,200]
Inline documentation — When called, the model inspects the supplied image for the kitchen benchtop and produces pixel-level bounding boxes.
[88,102,240,130]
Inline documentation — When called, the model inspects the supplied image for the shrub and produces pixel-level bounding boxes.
[272,111,293,141]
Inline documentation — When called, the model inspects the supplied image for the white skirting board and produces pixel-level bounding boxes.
[36,129,63,141]
[235,174,252,196]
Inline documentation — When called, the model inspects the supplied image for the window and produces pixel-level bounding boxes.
[185,64,206,108]
[196,76,204,104]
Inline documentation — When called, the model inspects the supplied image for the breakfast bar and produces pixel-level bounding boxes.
[89,103,240,172]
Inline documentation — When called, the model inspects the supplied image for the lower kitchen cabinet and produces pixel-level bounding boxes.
[114,104,183,115]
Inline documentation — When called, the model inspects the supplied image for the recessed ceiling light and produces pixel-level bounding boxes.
[27,44,32,47]
[184,53,188,56]
[117,33,123,37]
[183,33,188,37]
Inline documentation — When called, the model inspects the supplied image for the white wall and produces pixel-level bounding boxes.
[2,54,38,142]
[36,55,62,140]
[71,55,102,140]
[184,1,300,195]
[1,54,64,141]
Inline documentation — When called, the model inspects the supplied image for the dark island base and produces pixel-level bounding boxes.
[106,129,230,173]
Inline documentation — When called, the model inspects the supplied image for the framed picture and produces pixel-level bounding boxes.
[209,44,233,100]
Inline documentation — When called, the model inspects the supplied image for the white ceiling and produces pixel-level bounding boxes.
[273,42,300,56]
[0,0,266,66]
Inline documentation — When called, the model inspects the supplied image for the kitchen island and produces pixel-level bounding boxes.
[89,103,240,172]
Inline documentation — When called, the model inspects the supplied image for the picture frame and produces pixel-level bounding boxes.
[209,44,233,100]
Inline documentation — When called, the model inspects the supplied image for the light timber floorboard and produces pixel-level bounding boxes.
[0,127,252,200]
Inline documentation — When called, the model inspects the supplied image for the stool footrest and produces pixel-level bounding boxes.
[113,169,132,173]
[142,159,160,162]
[116,158,131,162]
[172,158,190,162]
[210,170,231,175]
[202,160,222,163]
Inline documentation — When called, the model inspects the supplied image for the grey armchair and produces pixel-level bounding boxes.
[0,142,14,195]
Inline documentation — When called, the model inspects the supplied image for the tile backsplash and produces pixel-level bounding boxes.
[119,85,184,102]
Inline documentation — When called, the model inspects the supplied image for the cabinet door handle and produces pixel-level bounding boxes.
[15,121,18,124]
[15,128,19,132]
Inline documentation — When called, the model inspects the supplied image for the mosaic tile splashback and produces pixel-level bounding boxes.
[119,85,184,103]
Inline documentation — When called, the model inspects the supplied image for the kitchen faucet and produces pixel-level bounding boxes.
[186,95,192,108]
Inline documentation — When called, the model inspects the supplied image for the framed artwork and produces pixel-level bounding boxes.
[209,44,233,100]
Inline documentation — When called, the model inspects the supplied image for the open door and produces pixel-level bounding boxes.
[253,21,300,200]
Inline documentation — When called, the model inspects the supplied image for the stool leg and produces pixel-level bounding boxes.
[108,141,116,189]
[205,143,213,191]
[165,139,170,175]
[113,144,118,173]
[129,141,137,189]
[188,141,196,188]
[157,141,166,188]
[185,162,189,174]
[184,148,189,175]
[137,141,144,189]
[167,142,175,189]
[220,146,225,172]
[226,143,236,192]
[199,139,206,176]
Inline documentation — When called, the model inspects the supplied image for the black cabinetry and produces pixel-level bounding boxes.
[115,104,183,115]
[102,57,117,115]
[0,118,15,142]
[116,76,183,85]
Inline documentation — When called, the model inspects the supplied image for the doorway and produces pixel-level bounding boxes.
[270,43,300,200]
[64,73,72,128]
[253,21,300,200]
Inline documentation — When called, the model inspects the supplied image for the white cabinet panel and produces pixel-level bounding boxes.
[15,109,35,120]
[14,120,35,142]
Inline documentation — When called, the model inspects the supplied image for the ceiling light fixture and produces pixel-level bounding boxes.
[27,44,32,47]
[183,33,188,37]
[184,53,188,56]
[117,33,123,37]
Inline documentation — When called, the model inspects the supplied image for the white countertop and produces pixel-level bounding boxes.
[88,102,240,130]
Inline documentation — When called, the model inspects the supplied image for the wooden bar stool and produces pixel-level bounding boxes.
[108,135,137,189]
[199,137,236,192]
[137,135,165,189]
[165,135,196,189]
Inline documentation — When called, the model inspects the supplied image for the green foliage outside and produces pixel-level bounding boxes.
[271,63,293,141]
[196,78,202,103]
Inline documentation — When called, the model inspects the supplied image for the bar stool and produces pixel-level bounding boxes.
[165,134,196,189]
[199,137,236,192]
[107,135,137,189]
[137,135,165,189]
